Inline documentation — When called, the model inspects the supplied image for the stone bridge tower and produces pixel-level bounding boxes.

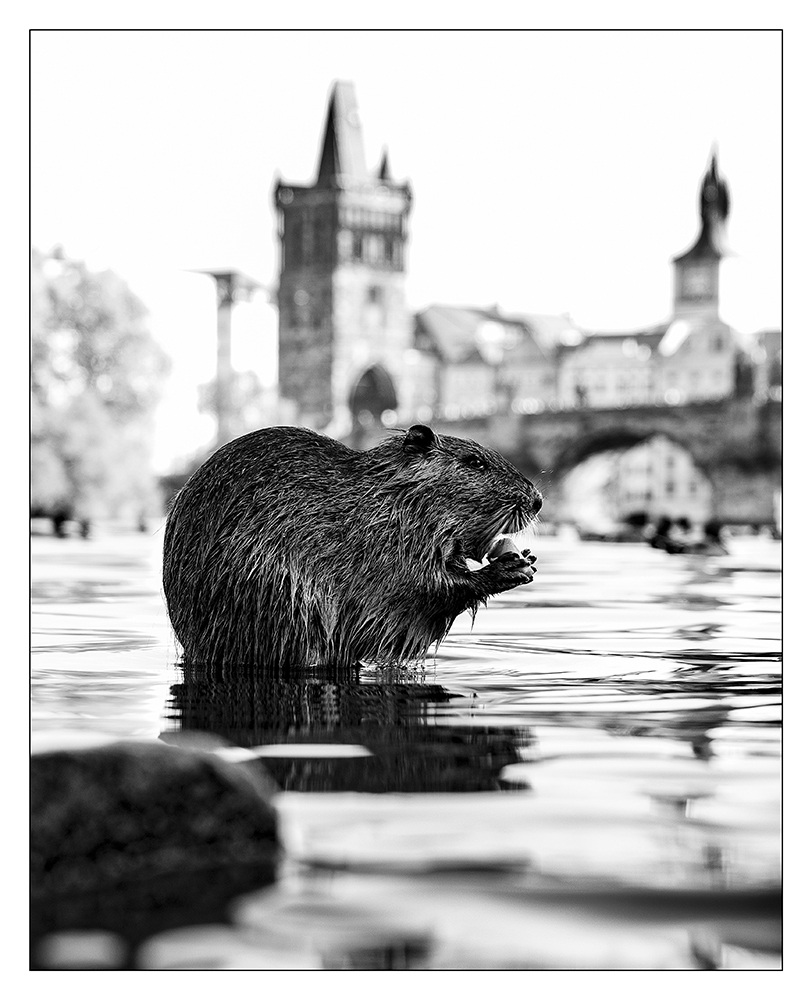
[272,81,412,438]
[672,150,730,321]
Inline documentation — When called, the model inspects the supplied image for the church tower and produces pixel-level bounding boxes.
[272,81,412,436]
[672,150,730,320]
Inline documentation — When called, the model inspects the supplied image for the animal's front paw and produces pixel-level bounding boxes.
[487,550,536,589]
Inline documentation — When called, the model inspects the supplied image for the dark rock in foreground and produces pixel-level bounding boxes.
[30,736,280,968]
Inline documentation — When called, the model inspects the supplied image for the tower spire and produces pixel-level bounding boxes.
[698,147,730,249]
[376,147,392,181]
[671,148,732,319]
[674,147,731,264]
[315,81,368,187]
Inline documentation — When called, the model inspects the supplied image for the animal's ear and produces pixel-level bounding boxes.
[403,424,436,456]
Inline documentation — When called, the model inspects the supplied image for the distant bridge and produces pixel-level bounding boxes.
[163,395,781,526]
[420,396,781,524]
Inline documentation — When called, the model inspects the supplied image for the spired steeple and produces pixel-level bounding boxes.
[699,149,730,240]
[674,148,731,265]
[672,149,732,319]
[315,81,368,187]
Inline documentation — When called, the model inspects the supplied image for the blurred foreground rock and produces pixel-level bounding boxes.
[30,735,279,968]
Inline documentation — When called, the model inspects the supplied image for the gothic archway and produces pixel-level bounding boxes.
[349,364,398,423]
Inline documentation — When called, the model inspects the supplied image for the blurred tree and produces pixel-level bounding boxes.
[31,247,171,535]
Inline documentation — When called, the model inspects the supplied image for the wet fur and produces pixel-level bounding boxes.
[162,424,542,667]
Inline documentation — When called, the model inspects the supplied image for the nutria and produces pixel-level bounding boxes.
[162,424,542,667]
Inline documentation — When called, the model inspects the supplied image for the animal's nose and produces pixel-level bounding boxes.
[532,494,543,514]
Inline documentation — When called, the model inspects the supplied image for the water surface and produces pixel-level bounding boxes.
[31,527,781,970]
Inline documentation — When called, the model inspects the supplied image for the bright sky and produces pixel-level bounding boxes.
[30,29,781,472]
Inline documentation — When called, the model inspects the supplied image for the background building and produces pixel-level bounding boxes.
[271,82,779,528]
[273,81,412,440]
[411,306,577,421]
[610,436,714,527]
[750,328,783,403]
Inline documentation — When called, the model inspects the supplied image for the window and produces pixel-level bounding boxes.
[366,234,384,264]
[337,230,353,261]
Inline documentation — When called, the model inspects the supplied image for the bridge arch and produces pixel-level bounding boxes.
[520,410,723,527]
[518,404,733,483]
[549,427,714,527]
[552,425,707,479]
[433,399,780,526]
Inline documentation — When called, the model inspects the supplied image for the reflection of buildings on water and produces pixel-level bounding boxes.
[598,704,731,762]
[165,663,532,793]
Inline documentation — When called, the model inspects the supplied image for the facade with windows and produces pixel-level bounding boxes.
[558,330,661,409]
[654,318,739,404]
[750,328,782,403]
[608,435,713,526]
[410,306,574,421]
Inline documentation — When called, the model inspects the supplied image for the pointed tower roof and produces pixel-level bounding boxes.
[376,147,392,181]
[673,149,731,263]
[315,81,368,187]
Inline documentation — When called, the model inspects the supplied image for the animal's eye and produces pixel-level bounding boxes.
[462,455,487,471]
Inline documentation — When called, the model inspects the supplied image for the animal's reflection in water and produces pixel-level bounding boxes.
[163,661,532,794]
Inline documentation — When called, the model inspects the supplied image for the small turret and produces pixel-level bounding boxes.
[376,147,392,182]
[672,149,732,319]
